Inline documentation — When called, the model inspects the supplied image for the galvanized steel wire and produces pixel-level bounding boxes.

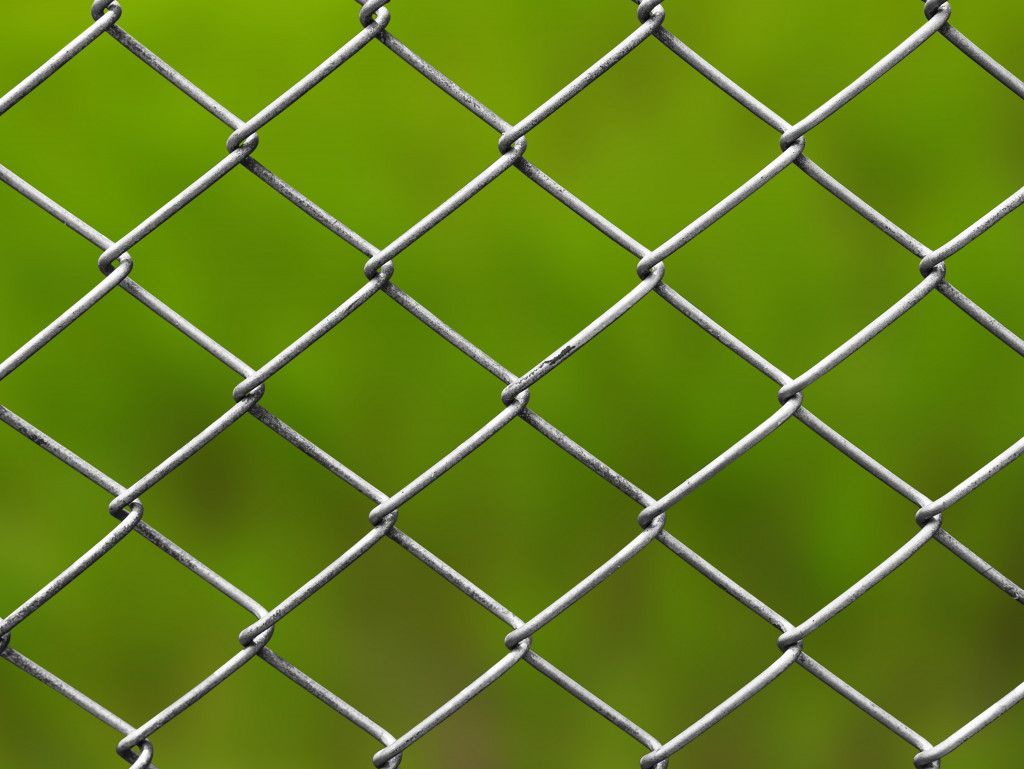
[2,0,1024,766]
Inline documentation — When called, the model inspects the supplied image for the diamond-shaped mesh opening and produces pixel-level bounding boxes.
[394,169,644,372]
[0,32,227,234]
[110,1,359,119]
[0,194,112,348]
[272,535,510,730]
[677,667,917,769]
[811,291,1024,492]
[810,542,1024,737]
[251,40,498,244]
[137,414,376,599]
[656,418,915,617]
[667,166,917,374]
[0,289,243,481]
[0,427,114,607]
[0,663,117,768]
[939,461,1024,587]
[256,295,506,490]
[390,0,629,118]
[393,419,646,613]
[526,36,776,245]
[130,168,373,364]
[535,538,779,737]
[937,208,1024,336]
[671,0,917,122]
[810,35,1024,240]
[401,663,653,769]
[150,659,388,769]
[9,529,253,716]
[536,295,772,493]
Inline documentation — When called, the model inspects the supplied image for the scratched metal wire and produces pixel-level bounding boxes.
[2,0,1024,766]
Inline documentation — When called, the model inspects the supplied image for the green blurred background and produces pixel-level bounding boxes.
[2,1,1024,766]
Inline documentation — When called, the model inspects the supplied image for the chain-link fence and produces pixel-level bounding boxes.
[2,0,1024,766]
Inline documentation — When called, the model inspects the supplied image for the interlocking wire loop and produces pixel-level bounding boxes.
[2,0,1024,767]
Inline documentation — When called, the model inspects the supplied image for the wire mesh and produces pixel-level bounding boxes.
[2,0,1024,766]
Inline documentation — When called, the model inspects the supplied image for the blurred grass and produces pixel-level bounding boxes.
[2,1,1024,767]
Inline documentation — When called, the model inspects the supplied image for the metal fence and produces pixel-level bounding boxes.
[2,0,1024,766]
